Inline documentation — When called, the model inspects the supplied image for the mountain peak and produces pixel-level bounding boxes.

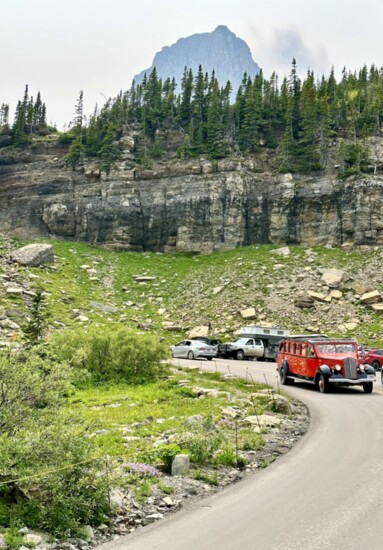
[133,26,260,95]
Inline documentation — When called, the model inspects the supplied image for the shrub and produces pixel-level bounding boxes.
[0,350,110,537]
[177,420,226,465]
[213,447,237,466]
[141,443,184,473]
[239,430,265,451]
[58,130,76,145]
[49,326,168,384]
[192,470,219,486]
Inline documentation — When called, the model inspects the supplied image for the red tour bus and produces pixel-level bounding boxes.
[277,335,376,393]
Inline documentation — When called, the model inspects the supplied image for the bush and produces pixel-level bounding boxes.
[177,418,226,465]
[239,429,265,451]
[0,350,110,537]
[58,130,76,145]
[50,326,168,384]
[140,443,184,473]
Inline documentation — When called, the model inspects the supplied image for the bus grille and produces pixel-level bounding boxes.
[343,357,357,379]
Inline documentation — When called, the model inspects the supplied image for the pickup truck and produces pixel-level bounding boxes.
[218,338,266,361]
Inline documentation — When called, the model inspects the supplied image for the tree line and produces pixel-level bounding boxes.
[3,61,383,176]
[0,85,49,147]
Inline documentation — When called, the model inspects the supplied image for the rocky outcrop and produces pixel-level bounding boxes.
[3,140,383,252]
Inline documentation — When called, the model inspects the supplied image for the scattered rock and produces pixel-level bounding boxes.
[171,454,190,476]
[240,307,256,319]
[188,326,209,338]
[11,244,54,267]
[271,247,290,256]
[360,290,382,304]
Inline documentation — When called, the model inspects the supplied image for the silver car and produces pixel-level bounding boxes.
[171,339,217,360]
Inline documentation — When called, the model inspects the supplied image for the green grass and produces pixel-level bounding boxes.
[67,366,268,463]
[2,236,383,347]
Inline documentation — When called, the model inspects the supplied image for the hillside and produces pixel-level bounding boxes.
[2,235,383,349]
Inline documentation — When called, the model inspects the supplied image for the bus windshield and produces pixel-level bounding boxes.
[315,343,356,354]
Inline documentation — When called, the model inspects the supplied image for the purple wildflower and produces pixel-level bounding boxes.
[125,462,161,478]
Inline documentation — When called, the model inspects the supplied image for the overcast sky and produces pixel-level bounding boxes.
[2,0,383,129]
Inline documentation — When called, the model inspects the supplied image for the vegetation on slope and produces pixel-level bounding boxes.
[1,235,383,545]
[2,61,383,177]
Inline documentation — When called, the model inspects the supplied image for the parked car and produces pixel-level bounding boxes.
[360,348,383,370]
[191,337,221,347]
[171,339,217,360]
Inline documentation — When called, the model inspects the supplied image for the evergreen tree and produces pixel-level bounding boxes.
[206,77,226,158]
[65,90,85,168]
[0,103,9,133]
[24,289,48,347]
[179,68,193,128]
[100,125,121,175]
[190,65,207,154]
[278,59,301,172]
[296,71,320,171]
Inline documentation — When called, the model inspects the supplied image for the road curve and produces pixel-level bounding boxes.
[98,359,383,550]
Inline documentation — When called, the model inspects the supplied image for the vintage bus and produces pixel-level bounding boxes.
[277,335,376,393]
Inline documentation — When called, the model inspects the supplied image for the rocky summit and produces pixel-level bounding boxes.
[134,25,260,94]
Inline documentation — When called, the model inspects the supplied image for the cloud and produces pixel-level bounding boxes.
[247,25,330,79]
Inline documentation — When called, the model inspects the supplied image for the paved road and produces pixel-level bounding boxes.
[98,358,383,550]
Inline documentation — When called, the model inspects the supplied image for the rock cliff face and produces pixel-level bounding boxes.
[134,25,260,94]
[2,139,383,252]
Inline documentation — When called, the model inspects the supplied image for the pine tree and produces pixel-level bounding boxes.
[24,289,48,347]
[206,77,226,158]
[0,103,9,133]
[179,68,193,128]
[278,59,301,172]
[100,125,121,175]
[296,71,320,171]
[65,90,85,168]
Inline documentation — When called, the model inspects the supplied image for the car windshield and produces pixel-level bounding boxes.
[315,343,356,354]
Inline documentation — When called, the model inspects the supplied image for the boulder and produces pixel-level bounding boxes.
[271,246,290,256]
[294,296,315,309]
[329,290,343,299]
[371,303,383,314]
[360,290,382,304]
[240,307,256,319]
[307,290,327,302]
[243,414,281,427]
[188,326,209,338]
[351,283,370,295]
[319,268,350,285]
[11,244,54,267]
[321,272,343,288]
[171,454,190,476]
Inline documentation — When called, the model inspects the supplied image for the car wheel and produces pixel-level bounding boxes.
[363,382,373,393]
[236,350,245,361]
[280,365,293,386]
[187,351,194,360]
[318,373,329,393]
[207,357,213,361]
[372,360,380,370]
